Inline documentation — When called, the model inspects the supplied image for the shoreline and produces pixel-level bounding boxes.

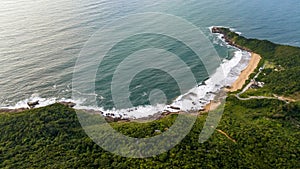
[226,53,261,92]
[0,52,259,119]
[211,27,262,93]
[1,27,261,121]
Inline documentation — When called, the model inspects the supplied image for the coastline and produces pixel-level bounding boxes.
[200,53,261,113]
[0,55,259,119]
[0,27,261,120]
[211,27,262,93]
[226,53,261,92]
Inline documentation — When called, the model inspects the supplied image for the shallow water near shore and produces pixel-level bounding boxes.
[1,0,299,118]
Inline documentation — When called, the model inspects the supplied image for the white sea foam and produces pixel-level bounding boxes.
[229,28,242,35]
[0,94,78,110]
[209,26,242,48]
[1,94,56,109]
[165,50,250,113]
[73,49,250,119]
[2,28,251,119]
[2,51,249,119]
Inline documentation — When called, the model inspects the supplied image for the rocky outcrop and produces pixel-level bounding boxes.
[169,106,181,110]
[211,27,252,52]
[105,116,130,123]
[211,27,226,34]
[59,101,76,108]
[0,108,29,113]
[27,101,39,109]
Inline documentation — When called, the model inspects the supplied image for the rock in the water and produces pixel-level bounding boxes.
[170,106,180,110]
[27,100,39,109]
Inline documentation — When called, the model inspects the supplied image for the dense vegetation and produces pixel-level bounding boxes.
[219,27,300,97]
[1,29,299,168]
[0,100,299,168]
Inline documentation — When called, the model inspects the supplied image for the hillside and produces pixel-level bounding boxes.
[1,28,300,168]
[212,27,300,98]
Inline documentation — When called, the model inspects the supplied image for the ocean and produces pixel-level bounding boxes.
[1,0,299,118]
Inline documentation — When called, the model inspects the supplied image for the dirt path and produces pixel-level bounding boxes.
[216,129,236,143]
[234,69,296,103]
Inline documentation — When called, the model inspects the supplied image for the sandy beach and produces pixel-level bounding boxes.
[202,101,221,112]
[1,53,262,118]
[227,53,261,92]
[200,52,261,113]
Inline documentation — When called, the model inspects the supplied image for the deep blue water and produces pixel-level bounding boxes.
[0,0,299,109]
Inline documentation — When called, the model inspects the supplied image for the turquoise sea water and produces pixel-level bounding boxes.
[0,0,299,116]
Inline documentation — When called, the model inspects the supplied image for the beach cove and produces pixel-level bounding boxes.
[0,27,263,121]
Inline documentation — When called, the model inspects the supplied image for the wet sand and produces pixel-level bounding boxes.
[227,53,261,92]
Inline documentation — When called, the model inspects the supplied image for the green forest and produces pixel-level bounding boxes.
[1,28,299,168]
[218,27,300,97]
